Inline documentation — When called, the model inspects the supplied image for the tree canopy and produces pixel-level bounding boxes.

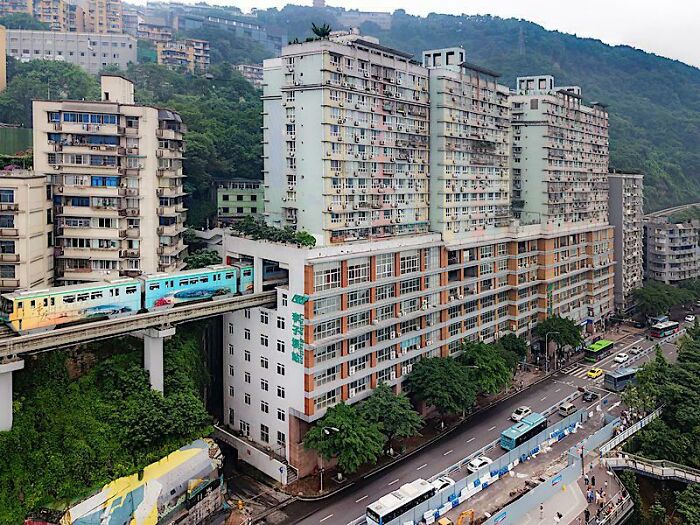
[633,280,696,318]
[303,402,385,474]
[404,357,476,419]
[457,341,514,395]
[184,249,222,269]
[534,315,583,354]
[359,382,422,446]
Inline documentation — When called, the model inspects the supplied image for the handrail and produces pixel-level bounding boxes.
[605,453,700,483]
[0,291,276,359]
[599,408,662,454]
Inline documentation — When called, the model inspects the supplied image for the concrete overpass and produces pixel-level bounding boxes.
[644,202,700,219]
[0,290,276,431]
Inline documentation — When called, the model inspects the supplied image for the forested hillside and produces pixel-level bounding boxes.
[259,6,700,211]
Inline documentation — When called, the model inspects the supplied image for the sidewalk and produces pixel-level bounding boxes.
[574,454,626,525]
[520,484,587,525]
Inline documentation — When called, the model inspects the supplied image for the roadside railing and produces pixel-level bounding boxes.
[604,453,700,484]
[599,408,661,455]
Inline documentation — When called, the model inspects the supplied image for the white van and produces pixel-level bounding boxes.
[558,402,576,417]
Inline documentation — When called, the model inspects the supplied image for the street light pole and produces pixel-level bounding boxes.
[319,426,339,493]
[545,331,559,373]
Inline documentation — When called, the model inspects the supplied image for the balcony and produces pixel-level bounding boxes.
[156,167,183,178]
[0,278,20,289]
[0,203,19,212]
[157,223,185,236]
[119,249,140,258]
[0,253,19,262]
[156,187,186,198]
[120,228,140,239]
[118,208,140,217]
[157,242,186,256]
[156,128,180,140]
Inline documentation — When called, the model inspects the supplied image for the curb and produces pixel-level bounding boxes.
[289,364,575,502]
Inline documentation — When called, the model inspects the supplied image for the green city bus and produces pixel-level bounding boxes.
[584,339,615,363]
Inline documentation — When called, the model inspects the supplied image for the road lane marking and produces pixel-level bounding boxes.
[488,425,496,431]
[467,437,475,443]
[540,396,547,401]
[555,388,562,393]
[443,449,453,456]
[417,463,427,471]
[355,495,368,503]
[320,515,333,522]
[388,478,400,486]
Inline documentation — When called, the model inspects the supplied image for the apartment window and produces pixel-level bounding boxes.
[347,289,370,308]
[314,295,341,315]
[0,190,14,203]
[228,365,234,376]
[315,343,338,363]
[260,424,270,443]
[0,241,15,254]
[277,386,285,399]
[376,283,395,301]
[244,309,251,319]
[244,328,251,340]
[240,420,250,436]
[400,278,420,295]
[400,252,420,274]
[277,316,285,329]
[228,344,234,355]
[277,408,286,421]
[276,340,285,353]
[281,294,288,306]
[244,350,251,362]
[375,253,394,279]
[314,318,341,340]
[277,363,285,376]
[244,372,251,383]
[261,379,269,391]
[261,356,269,369]
[277,431,286,448]
[314,263,341,291]
[260,311,269,324]
[261,334,269,347]
[348,311,369,330]
[347,259,370,285]
[0,216,14,228]
[261,400,269,413]
[244,393,251,405]
[228,408,235,425]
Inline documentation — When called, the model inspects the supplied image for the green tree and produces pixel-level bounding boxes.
[534,315,582,364]
[633,281,694,318]
[497,332,528,360]
[0,13,49,29]
[184,249,222,269]
[404,357,475,421]
[303,403,385,474]
[646,501,668,525]
[457,341,513,395]
[676,484,700,525]
[311,22,332,39]
[359,382,422,448]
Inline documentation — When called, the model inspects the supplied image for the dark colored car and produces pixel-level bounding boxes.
[632,321,645,329]
[583,391,599,402]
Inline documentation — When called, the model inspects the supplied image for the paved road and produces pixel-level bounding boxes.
[274,329,680,525]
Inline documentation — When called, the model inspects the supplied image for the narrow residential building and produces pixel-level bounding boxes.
[607,172,643,313]
[644,214,700,285]
[156,38,209,74]
[217,179,264,224]
[32,74,187,284]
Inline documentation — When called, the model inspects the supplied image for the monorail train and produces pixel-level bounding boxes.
[0,263,254,334]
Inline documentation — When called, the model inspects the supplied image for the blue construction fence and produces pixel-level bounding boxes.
[385,409,589,525]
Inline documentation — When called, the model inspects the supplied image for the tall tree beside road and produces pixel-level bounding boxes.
[633,280,695,318]
[303,403,385,474]
[405,357,476,421]
[534,315,583,361]
[457,342,513,395]
[497,333,529,360]
[360,382,423,448]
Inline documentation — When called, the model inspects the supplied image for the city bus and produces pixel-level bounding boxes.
[500,412,548,451]
[584,339,615,363]
[650,321,680,338]
[604,367,638,392]
[366,478,436,525]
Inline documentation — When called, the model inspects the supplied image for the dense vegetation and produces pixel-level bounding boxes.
[259,5,700,210]
[0,327,211,524]
[633,280,700,317]
[0,13,49,29]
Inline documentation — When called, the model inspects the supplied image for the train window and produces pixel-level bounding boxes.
[17,301,22,309]
[30,300,35,308]
[77,293,89,302]
[201,277,209,283]
[178,280,188,286]
[126,286,137,294]
[91,292,102,300]
[50,297,55,306]
[43,298,48,307]
[243,269,252,276]
[149,283,160,290]
[63,296,75,303]
[170,280,174,287]
[225,273,234,279]
[191,278,199,284]
[114,288,119,296]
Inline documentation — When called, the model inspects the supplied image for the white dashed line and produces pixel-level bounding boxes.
[320,515,334,523]
[355,495,368,503]
[488,425,496,432]
[467,437,475,443]
[555,388,562,393]
[417,463,428,471]
[388,479,400,486]
[443,449,453,456]
[540,396,547,401]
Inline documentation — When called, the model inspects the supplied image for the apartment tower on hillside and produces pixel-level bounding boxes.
[220,33,614,482]
[33,74,187,284]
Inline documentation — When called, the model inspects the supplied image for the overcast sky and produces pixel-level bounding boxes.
[197,0,700,68]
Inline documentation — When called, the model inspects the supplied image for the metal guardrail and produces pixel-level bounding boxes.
[604,453,700,484]
[0,291,276,359]
[599,408,662,455]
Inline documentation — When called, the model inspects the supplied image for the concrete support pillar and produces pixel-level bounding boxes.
[253,256,263,294]
[142,327,176,393]
[0,360,24,431]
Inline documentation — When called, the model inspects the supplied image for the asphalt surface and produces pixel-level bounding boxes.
[271,326,682,525]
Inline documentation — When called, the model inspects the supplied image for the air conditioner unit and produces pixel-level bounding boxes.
[458,294,464,300]
[372,319,379,325]
[397,311,404,317]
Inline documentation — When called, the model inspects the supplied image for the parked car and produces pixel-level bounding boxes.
[633,321,646,329]
[583,391,599,402]
[587,368,604,379]
[685,315,696,323]
[466,455,493,473]
[630,346,643,355]
[558,401,577,417]
[614,353,629,364]
[511,405,532,422]
[432,476,455,492]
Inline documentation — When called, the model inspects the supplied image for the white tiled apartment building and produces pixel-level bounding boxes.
[32,74,187,283]
[644,215,700,285]
[221,32,615,481]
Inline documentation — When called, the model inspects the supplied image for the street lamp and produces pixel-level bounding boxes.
[319,426,339,493]
[545,331,560,373]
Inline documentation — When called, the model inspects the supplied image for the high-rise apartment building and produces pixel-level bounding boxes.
[33,75,187,284]
[644,215,700,285]
[221,33,614,482]
[511,76,609,229]
[235,64,263,89]
[33,0,66,31]
[608,172,643,313]
[0,168,54,291]
[156,38,209,74]
[0,0,32,17]
[84,0,121,33]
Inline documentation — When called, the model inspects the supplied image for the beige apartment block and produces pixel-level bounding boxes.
[511,75,609,230]
[33,0,66,31]
[156,38,209,74]
[33,74,187,284]
[85,0,122,34]
[0,0,32,16]
[0,169,53,291]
